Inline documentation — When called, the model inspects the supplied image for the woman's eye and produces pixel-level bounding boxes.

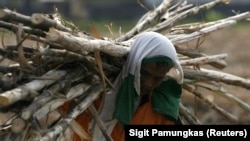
[155,77,163,81]
[141,70,149,77]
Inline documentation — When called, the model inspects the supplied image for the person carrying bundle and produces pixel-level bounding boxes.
[61,31,184,141]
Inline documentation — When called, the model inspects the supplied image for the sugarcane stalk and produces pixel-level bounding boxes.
[0,70,67,106]
[0,114,17,136]
[5,45,35,53]
[151,0,231,33]
[179,103,201,125]
[30,13,91,39]
[1,71,17,90]
[10,118,26,134]
[25,34,64,50]
[116,0,174,41]
[175,46,227,69]
[0,8,91,38]
[0,124,11,136]
[40,84,103,141]
[0,45,34,64]
[168,3,193,18]
[183,67,250,89]
[33,83,91,120]
[36,56,66,64]
[39,47,120,73]
[171,11,250,34]
[31,13,72,32]
[180,53,227,66]
[16,23,36,72]
[45,26,230,61]
[195,81,250,113]
[0,8,32,25]
[39,47,83,59]
[2,131,18,141]
[21,66,87,120]
[171,20,236,45]
[89,104,113,141]
[183,84,238,123]
[46,28,130,57]
[221,11,250,21]
[0,21,46,37]
[21,86,62,120]
[0,2,250,141]
[0,65,19,73]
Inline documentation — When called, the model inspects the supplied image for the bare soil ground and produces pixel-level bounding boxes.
[0,25,250,125]
[180,25,250,124]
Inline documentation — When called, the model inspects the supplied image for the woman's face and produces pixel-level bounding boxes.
[140,62,171,96]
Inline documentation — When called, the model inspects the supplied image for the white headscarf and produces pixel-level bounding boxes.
[123,31,183,95]
[90,32,183,141]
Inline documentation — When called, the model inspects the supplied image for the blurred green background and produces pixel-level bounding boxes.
[0,0,250,124]
[1,0,249,34]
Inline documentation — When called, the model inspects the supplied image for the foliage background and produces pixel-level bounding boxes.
[0,0,250,124]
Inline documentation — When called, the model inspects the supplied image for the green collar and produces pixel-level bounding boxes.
[113,74,182,125]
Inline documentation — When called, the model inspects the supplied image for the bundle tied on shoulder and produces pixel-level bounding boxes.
[89,32,184,141]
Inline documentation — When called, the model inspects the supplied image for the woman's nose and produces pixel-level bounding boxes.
[143,78,154,90]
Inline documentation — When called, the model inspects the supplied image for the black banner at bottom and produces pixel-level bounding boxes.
[124,125,250,140]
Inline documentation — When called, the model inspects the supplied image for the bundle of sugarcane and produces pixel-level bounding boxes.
[0,0,250,140]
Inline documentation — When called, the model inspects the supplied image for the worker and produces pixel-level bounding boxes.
[62,31,184,141]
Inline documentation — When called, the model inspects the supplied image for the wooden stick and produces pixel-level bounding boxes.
[171,20,236,45]
[183,67,250,89]
[31,13,72,32]
[46,28,130,57]
[2,132,19,141]
[33,83,91,120]
[0,21,46,37]
[39,47,120,73]
[183,84,238,123]
[25,34,64,49]
[0,70,67,106]
[179,103,201,125]
[116,0,174,41]
[195,81,250,114]
[21,85,63,120]
[0,124,12,136]
[171,11,250,34]
[1,71,17,90]
[180,54,227,66]
[21,67,87,120]
[16,23,35,72]
[0,8,32,25]
[0,65,19,73]
[10,118,26,134]
[0,46,33,64]
[89,105,113,141]
[40,84,103,141]
[151,0,231,33]
[175,46,227,69]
